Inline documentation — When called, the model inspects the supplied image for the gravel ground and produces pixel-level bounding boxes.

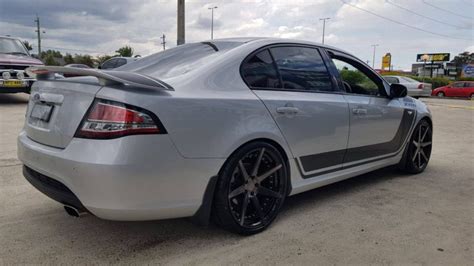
[0,94,472,265]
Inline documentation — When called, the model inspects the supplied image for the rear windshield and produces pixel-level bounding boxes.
[118,42,241,79]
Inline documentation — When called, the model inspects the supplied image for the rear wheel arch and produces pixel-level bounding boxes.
[220,138,291,191]
[191,138,292,227]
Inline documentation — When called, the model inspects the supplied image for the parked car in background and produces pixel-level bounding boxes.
[19,38,432,235]
[63,64,91,77]
[432,81,474,99]
[0,36,43,93]
[99,57,138,70]
[384,75,432,98]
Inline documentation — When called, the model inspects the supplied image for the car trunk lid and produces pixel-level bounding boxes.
[25,79,101,148]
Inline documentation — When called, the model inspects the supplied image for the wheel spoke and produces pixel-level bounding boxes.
[258,187,282,198]
[251,196,265,220]
[238,160,250,181]
[251,148,265,177]
[256,164,282,183]
[421,127,429,142]
[240,193,249,226]
[412,149,419,162]
[228,185,245,199]
[421,141,432,147]
[413,140,419,147]
[420,149,429,162]
[418,126,422,141]
[417,152,422,168]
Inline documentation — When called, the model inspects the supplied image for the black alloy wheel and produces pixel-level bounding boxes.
[404,120,432,173]
[213,141,288,235]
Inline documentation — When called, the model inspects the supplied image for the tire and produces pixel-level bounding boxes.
[213,141,289,235]
[400,120,432,174]
[470,93,474,100]
[437,92,445,97]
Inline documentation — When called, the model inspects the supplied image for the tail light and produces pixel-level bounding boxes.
[418,84,424,89]
[75,99,166,139]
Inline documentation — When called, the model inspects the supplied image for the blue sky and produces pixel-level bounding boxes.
[1,0,472,70]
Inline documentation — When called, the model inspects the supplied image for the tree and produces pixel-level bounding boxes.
[73,54,94,67]
[40,50,63,59]
[450,52,474,77]
[44,54,59,66]
[22,40,33,51]
[64,53,74,64]
[115,45,133,57]
[96,55,113,65]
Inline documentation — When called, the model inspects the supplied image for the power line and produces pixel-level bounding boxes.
[340,0,472,41]
[385,0,469,29]
[422,0,473,20]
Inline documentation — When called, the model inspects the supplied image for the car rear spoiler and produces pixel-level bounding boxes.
[25,66,173,91]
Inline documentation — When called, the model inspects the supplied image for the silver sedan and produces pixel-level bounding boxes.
[18,38,433,235]
[384,75,432,98]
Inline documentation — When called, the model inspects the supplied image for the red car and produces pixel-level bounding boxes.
[432,81,474,99]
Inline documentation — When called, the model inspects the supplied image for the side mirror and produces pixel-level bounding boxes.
[390,83,407,98]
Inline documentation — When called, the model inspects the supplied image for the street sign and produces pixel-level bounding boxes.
[382,53,391,70]
[416,53,450,62]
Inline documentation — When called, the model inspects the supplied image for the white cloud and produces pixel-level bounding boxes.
[1,0,472,69]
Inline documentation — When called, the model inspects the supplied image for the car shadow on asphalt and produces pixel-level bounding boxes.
[0,93,29,104]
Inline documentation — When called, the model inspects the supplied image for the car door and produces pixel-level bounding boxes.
[325,50,415,167]
[242,45,350,178]
[447,82,463,96]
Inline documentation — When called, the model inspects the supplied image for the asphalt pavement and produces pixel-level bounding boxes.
[0,93,472,264]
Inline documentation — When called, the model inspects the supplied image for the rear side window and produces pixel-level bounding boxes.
[241,49,281,89]
[101,59,117,69]
[270,46,333,92]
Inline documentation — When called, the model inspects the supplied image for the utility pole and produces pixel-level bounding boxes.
[208,6,218,40]
[319,17,330,44]
[34,15,45,57]
[177,0,185,45]
[371,44,379,69]
[160,34,166,50]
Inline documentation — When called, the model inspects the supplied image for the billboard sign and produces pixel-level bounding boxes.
[416,53,450,62]
[461,64,474,78]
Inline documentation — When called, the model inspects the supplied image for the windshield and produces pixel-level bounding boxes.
[0,38,29,55]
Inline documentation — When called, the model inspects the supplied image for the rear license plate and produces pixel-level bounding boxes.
[31,104,54,122]
[2,80,27,87]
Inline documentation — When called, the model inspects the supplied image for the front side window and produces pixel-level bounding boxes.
[330,56,382,96]
[241,49,280,89]
[270,46,333,92]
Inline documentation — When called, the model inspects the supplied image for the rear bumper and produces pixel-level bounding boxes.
[408,89,431,97]
[23,165,86,211]
[17,131,224,221]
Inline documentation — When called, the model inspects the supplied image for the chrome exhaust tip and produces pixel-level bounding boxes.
[64,205,86,217]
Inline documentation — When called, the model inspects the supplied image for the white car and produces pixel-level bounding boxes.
[384,75,432,98]
[19,38,433,235]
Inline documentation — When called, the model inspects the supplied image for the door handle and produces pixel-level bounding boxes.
[352,108,367,115]
[276,106,300,115]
